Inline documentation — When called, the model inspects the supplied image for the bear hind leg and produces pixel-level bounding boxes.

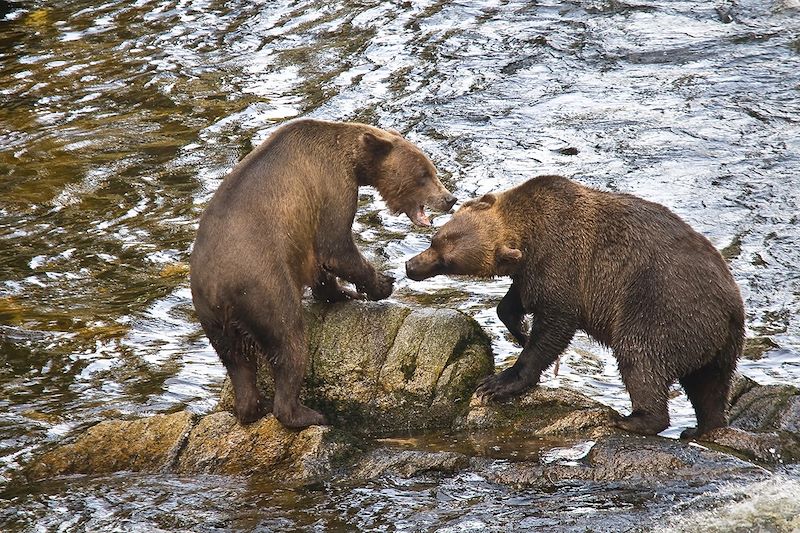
[268,332,328,429]
[248,312,327,429]
[679,358,733,439]
[615,357,670,435]
[234,285,328,429]
[207,325,269,424]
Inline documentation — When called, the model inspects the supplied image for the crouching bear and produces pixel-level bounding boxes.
[191,119,456,428]
[406,175,744,438]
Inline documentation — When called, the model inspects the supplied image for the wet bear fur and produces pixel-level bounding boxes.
[406,175,744,438]
[191,119,456,428]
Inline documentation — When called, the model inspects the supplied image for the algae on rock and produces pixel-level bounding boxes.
[218,301,494,435]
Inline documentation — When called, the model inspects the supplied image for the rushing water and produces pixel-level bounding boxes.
[1,0,799,530]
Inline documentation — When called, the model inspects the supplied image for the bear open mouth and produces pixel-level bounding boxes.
[407,205,431,227]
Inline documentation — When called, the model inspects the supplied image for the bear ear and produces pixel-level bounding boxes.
[361,132,394,157]
[495,245,523,276]
[463,193,497,210]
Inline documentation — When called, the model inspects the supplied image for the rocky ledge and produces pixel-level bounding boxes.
[25,301,800,487]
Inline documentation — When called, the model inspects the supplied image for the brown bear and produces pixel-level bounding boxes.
[405,175,744,438]
[190,119,456,428]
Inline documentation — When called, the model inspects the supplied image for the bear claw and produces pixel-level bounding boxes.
[365,273,395,300]
[475,368,534,402]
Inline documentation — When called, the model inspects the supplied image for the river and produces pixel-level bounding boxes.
[1,0,799,530]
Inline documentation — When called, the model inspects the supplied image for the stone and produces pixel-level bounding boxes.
[455,385,619,438]
[729,383,800,432]
[24,302,800,485]
[476,436,768,488]
[26,411,194,480]
[218,301,494,435]
[702,426,800,464]
[176,412,358,482]
[353,448,470,479]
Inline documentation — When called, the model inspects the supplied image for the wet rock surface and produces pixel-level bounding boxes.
[472,436,768,488]
[175,412,359,481]
[218,301,495,435]
[27,411,195,480]
[700,377,800,464]
[24,303,800,486]
[456,386,618,439]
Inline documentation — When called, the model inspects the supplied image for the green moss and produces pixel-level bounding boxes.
[720,233,743,261]
[742,336,779,360]
[397,287,471,307]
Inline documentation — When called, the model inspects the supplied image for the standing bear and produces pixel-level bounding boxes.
[406,175,744,438]
[191,119,456,428]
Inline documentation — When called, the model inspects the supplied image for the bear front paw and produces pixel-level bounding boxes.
[475,368,534,402]
[365,272,394,300]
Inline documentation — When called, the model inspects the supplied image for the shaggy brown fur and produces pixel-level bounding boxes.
[191,119,455,428]
[406,175,744,437]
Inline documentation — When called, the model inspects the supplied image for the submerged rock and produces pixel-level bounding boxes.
[475,436,768,488]
[353,448,471,479]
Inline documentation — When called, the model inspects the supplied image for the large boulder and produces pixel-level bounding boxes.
[27,301,493,481]
[218,301,494,435]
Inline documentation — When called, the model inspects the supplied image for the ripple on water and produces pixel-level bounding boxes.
[1,0,799,530]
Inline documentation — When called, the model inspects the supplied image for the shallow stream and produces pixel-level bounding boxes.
[1,0,799,530]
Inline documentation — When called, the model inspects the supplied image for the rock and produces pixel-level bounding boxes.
[24,300,800,484]
[716,379,800,463]
[586,437,763,481]
[729,383,800,433]
[780,395,800,434]
[176,412,358,481]
[456,386,619,438]
[218,301,494,435]
[353,448,470,479]
[729,372,760,404]
[741,336,779,360]
[702,427,800,464]
[27,411,194,480]
[27,410,359,483]
[476,436,768,488]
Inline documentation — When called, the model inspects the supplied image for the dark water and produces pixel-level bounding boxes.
[1,0,799,530]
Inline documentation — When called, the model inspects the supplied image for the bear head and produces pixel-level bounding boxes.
[359,130,456,226]
[405,192,523,280]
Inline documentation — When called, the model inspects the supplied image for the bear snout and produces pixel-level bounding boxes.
[405,252,438,281]
[427,191,457,213]
[441,193,457,211]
